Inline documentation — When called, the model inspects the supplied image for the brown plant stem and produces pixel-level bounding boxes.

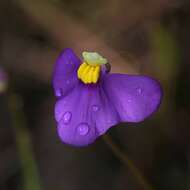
[103,134,155,190]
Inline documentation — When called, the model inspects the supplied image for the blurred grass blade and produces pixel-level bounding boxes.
[9,95,42,190]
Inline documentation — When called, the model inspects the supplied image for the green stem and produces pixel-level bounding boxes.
[103,134,155,190]
[8,94,42,190]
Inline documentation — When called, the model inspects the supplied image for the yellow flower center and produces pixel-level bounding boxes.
[77,62,100,84]
[77,51,107,84]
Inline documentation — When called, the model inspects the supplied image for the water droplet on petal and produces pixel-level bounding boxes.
[66,59,71,64]
[107,120,112,124]
[62,100,67,105]
[77,123,89,135]
[56,88,63,97]
[137,87,142,94]
[63,112,72,124]
[127,99,132,103]
[66,80,70,84]
[92,105,99,112]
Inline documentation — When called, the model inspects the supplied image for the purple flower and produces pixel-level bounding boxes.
[52,48,163,147]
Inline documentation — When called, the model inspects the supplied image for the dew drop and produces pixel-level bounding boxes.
[62,100,67,105]
[77,123,89,136]
[127,99,132,103]
[63,112,72,124]
[137,87,142,94]
[56,88,62,97]
[107,120,112,124]
[66,80,70,84]
[66,59,72,64]
[92,105,99,112]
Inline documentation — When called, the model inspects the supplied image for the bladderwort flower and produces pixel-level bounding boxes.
[53,48,162,147]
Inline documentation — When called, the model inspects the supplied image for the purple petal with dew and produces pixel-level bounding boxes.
[55,81,120,147]
[102,74,163,123]
[52,48,81,97]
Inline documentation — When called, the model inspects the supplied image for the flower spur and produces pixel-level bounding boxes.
[53,48,163,147]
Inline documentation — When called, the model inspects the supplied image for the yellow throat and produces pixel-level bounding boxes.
[77,51,107,84]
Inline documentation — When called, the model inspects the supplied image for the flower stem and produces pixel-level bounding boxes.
[103,134,155,190]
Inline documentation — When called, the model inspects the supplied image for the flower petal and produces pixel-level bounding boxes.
[55,82,119,147]
[103,74,163,122]
[52,48,81,97]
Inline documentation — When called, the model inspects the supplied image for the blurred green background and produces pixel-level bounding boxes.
[0,0,190,190]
